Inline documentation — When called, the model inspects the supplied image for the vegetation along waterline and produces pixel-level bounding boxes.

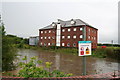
[2,56,73,78]
[15,42,120,61]
[1,25,120,78]
[28,46,120,61]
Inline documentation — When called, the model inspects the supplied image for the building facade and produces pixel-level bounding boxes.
[29,36,39,46]
[39,19,98,48]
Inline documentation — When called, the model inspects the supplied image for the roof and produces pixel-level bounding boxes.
[40,19,98,30]
[29,36,39,38]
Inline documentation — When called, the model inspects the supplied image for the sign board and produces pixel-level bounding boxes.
[78,41,91,56]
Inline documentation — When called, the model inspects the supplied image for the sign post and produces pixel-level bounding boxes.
[78,41,92,75]
[82,56,86,75]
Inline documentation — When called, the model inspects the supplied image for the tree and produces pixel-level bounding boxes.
[1,24,18,71]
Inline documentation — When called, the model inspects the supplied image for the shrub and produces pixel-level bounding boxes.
[17,56,73,78]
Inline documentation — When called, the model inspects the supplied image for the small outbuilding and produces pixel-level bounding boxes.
[29,36,39,46]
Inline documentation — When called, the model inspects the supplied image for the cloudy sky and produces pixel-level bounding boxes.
[1,0,119,43]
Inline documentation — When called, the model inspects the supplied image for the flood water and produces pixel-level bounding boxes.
[12,49,119,76]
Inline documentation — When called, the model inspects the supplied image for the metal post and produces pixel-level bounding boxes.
[82,56,86,75]
[82,26,86,76]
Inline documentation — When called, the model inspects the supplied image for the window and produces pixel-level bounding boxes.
[94,31,96,34]
[62,43,65,46]
[52,37,55,39]
[92,30,94,33]
[80,28,83,31]
[48,37,51,39]
[73,43,76,47]
[89,29,90,32]
[41,37,43,39]
[67,36,70,39]
[73,35,76,39]
[80,35,83,38]
[41,31,43,33]
[73,28,76,31]
[89,29,90,31]
[71,20,75,25]
[62,29,65,32]
[49,30,51,33]
[48,43,50,45]
[92,36,93,40]
[52,23,55,27]
[44,43,46,46]
[45,31,47,33]
[88,36,90,39]
[62,36,65,39]
[94,37,96,40]
[52,43,55,46]
[53,31,55,33]
[67,43,70,47]
[40,42,42,45]
[44,37,47,39]
[68,29,71,32]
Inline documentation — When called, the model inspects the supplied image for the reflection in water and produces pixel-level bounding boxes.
[55,53,60,70]
[94,58,119,74]
[12,49,119,76]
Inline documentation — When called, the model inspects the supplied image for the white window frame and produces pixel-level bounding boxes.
[73,28,76,31]
[48,43,50,45]
[41,31,43,33]
[44,43,46,46]
[73,35,76,39]
[89,29,90,33]
[52,43,54,45]
[62,29,65,32]
[52,37,55,39]
[88,36,90,39]
[48,37,51,39]
[92,36,93,40]
[44,37,47,39]
[67,35,70,39]
[73,43,76,47]
[67,43,70,47]
[71,20,75,24]
[49,30,51,33]
[94,37,96,40]
[62,43,65,46]
[62,36,65,39]
[41,42,42,45]
[53,31,55,33]
[68,29,71,32]
[80,28,83,31]
[80,35,83,38]
[41,37,43,39]
[52,23,55,27]
[94,31,96,34]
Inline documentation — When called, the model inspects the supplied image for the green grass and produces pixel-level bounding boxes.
[92,46,120,60]
[20,45,120,60]
[36,46,78,55]
[38,46,120,60]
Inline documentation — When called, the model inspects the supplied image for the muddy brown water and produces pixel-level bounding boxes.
[9,49,120,76]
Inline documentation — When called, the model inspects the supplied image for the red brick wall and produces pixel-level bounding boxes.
[86,26,98,49]
[61,26,83,47]
[39,28,56,46]
[39,25,98,49]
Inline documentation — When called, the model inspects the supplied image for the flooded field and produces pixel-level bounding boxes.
[11,49,119,76]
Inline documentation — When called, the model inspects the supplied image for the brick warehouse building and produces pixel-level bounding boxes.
[39,19,98,48]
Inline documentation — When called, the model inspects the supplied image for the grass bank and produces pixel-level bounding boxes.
[92,46,120,60]
[41,46,120,61]
[19,45,120,61]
